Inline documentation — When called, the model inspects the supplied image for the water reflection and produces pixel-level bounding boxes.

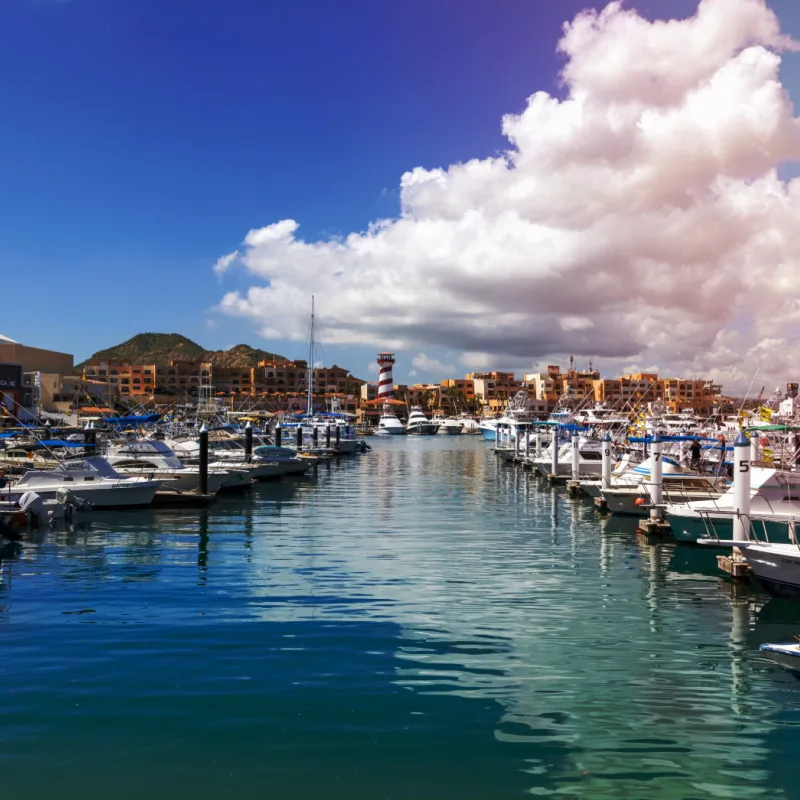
[0,438,798,798]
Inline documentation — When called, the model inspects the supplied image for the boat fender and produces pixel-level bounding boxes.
[635,497,647,506]
[760,437,770,447]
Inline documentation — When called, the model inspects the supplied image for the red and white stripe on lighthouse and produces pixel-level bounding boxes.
[377,352,395,398]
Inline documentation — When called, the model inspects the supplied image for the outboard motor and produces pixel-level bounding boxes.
[18,491,47,528]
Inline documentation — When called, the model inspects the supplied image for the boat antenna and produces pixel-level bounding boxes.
[738,368,760,417]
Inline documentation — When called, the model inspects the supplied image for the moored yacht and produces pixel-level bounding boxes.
[376,405,406,435]
[432,410,463,435]
[105,440,249,493]
[406,406,438,435]
[0,457,160,508]
[665,466,800,543]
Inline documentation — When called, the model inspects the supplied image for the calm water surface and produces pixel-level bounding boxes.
[2,437,800,798]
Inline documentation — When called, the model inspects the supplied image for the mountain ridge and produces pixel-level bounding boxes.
[79,333,288,368]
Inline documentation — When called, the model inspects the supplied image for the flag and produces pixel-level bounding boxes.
[760,406,773,423]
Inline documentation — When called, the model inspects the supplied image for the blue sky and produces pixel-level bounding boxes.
[3,0,800,381]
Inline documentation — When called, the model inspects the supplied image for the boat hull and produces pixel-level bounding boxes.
[407,424,439,435]
[667,514,795,544]
[761,644,800,671]
[3,481,160,509]
[747,547,800,596]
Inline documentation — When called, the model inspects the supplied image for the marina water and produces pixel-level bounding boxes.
[2,436,800,798]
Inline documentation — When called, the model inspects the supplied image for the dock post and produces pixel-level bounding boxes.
[296,425,303,452]
[525,427,530,460]
[326,425,331,449]
[601,432,612,491]
[717,432,753,580]
[535,429,542,458]
[789,430,798,471]
[514,427,521,458]
[548,429,559,483]
[650,433,663,505]
[336,425,341,449]
[313,426,319,448]
[567,430,582,496]
[571,431,579,481]
[637,434,670,534]
[275,424,282,447]
[244,421,253,462]
[199,423,209,497]
[733,432,751,544]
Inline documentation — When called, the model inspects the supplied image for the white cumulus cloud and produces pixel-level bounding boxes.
[215,0,800,392]
[411,353,456,375]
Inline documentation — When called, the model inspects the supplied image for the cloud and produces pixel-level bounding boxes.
[411,352,455,375]
[213,251,240,276]
[205,318,219,330]
[215,0,800,392]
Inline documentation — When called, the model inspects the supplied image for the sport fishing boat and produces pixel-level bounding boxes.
[167,438,309,479]
[0,457,160,509]
[376,405,405,435]
[600,467,726,516]
[432,410,462,435]
[531,433,604,477]
[406,406,438,435]
[457,414,481,435]
[665,466,800,543]
[105,440,250,493]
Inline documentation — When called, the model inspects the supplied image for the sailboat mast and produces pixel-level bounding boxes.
[307,296,315,415]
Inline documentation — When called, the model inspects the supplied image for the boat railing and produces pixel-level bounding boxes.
[637,476,727,506]
[696,508,800,547]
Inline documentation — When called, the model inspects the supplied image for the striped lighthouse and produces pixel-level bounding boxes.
[377,352,395,399]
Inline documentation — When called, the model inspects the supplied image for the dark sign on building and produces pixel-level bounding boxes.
[788,383,799,399]
[0,363,22,390]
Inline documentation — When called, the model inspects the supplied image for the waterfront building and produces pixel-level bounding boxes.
[468,372,521,405]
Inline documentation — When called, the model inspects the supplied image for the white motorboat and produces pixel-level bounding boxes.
[252,445,311,475]
[579,452,639,499]
[0,457,160,509]
[601,473,726,516]
[700,534,800,597]
[531,434,604,477]
[665,467,800,543]
[167,438,308,479]
[760,641,800,671]
[457,414,481,435]
[432,411,463,435]
[105,440,248,493]
[376,406,406,435]
[574,403,630,427]
[406,406,438,435]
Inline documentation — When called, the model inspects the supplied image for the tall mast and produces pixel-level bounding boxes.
[307,296,314,416]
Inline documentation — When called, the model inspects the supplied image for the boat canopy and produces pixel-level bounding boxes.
[744,424,800,432]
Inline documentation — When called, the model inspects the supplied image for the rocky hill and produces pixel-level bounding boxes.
[80,334,287,367]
